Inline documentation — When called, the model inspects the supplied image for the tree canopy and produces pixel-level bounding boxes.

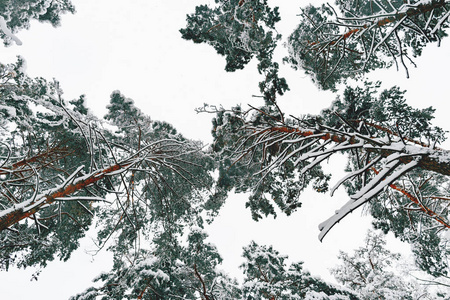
[0,57,224,272]
[285,0,450,90]
[182,0,450,286]
[1,0,450,299]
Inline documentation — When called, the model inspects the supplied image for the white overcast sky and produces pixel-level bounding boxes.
[1,1,450,299]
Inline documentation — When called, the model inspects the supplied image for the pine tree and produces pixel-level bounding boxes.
[180,0,281,72]
[71,228,241,300]
[207,83,449,238]
[331,230,450,299]
[183,1,450,277]
[240,241,357,299]
[182,1,450,91]
[0,58,223,276]
[181,0,289,107]
[1,1,449,298]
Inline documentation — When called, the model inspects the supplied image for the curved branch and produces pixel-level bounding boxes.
[319,159,419,241]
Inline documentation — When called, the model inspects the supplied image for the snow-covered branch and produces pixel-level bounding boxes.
[0,136,203,232]
[0,16,22,45]
[286,0,450,89]
[216,92,449,239]
[0,162,128,231]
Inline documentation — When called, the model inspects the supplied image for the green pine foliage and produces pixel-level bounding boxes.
[332,230,450,299]
[180,0,281,72]
[0,58,224,279]
[182,1,450,91]
[209,104,331,221]
[72,237,357,299]
[71,229,241,300]
[240,241,357,299]
[182,0,450,273]
[181,0,290,107]
[0,0,75,45]
[285,0,450,90]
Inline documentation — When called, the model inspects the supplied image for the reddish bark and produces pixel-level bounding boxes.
[0,163,129,232]
[372,167,450,229]
[268,126,450,176]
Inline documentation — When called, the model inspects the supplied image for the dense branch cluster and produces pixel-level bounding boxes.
[285,0,450,89]
[0,0,450,298]
[207,83,450,279]
[0,0,75,46]
[180,0,281,72]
